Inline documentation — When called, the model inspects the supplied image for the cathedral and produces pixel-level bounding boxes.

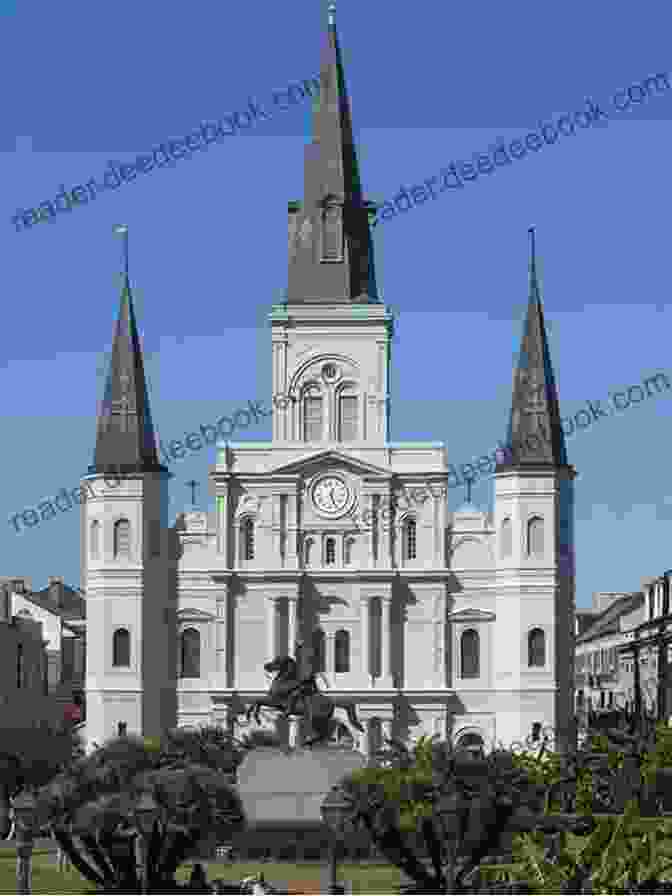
[82,6,576,757]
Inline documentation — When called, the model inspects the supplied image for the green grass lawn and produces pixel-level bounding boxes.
[0,850,403,894]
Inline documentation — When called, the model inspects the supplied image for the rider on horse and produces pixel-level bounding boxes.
[283,640,330,717]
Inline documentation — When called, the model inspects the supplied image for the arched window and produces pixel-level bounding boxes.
[404,518,417,562]
[335,630,350,673]
[113,518,131,559]
[501,518,512,558]
[90,520,100,560]
[527,516,544,557]
[528,628,546,667]
[344,538,354,566]
[112,628,131,667]
[338,391,358,441]
[460,629,480,678]
[304,390,323,441]
[325,537,336,566]
[180,628,201,678]
[242,518,255,561]
[304,537,314,568]
[312,628,325,674]
[16,644,24,689]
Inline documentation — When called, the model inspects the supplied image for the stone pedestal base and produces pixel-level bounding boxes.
[236,746,367,824]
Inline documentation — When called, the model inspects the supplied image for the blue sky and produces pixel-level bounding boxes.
[2,0,671,609]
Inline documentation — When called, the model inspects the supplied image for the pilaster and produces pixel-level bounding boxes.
[360,596,370,679]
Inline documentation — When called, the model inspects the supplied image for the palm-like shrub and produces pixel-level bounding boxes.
[32,729,247,893]
[337,736,591,893]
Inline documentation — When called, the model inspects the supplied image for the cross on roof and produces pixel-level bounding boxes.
[186,480,199,507]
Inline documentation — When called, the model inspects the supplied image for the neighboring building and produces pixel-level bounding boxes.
[83,8,577,756]
[574,591,645,719]
[621,570,672,722]
[0,577,85,729]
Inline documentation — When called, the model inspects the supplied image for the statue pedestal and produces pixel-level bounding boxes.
[236,746,366,824]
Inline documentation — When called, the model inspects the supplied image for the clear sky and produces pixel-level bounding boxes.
[2,0,671,608]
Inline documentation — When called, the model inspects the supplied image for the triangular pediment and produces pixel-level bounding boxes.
[269,449,391,479]
[447,607,496,623]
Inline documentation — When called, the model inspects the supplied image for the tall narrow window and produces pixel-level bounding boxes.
[369,717,382,754]
[339,394,358,441]
[325,537,336,566]
[304,537,314,568]
[404,519,417,562]
[312,628,325,674]
[335,630,350,673]
[149,520,161,557]
[90,520,100,560]
[112,628,130,667]
[304,393,323,441]
[180,628,201,678]
[460,629,480,678]
[321,203,343,261]
[665,577,671,616]
[243,518,255,561]
[16,644,24,689]
[501,518,512,558]
[649,587,655,620]
[113,518,131,560]
[527,516,544,557]
[344,538,354,566]
[528,628,546,667]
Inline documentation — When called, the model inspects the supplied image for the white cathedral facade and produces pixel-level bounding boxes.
[82,8,576,757]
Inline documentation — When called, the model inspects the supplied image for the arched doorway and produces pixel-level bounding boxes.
[456,731,485,759]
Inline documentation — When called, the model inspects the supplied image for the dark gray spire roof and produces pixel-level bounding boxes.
[497,229,568,472]
[89,272,165,477]
[287,2,378,303]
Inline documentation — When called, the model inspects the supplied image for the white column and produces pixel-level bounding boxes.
[360,596,370,679]
[380,597,392,685]
[434,593,446,688]
[287,493,298,568]
[359,494,374,568]
[217,489,228,560]
[288,597,298,656]
[327,633,335,679]
[217,594,228,683]
[379,493,391,568]
[266,598,277,661]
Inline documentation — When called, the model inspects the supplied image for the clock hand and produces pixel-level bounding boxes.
[330,488,337,508]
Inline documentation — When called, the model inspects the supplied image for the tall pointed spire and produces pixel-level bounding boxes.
[497,229,568,471]
[287,0,378,303]
[89,227,166,476]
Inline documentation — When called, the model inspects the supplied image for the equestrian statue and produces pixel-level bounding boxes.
[245,645,364,747]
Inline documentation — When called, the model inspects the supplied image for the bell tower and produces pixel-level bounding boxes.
[82,227,176,750]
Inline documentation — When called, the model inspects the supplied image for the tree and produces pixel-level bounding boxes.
[0,726,82,838]
[33,729,247,893]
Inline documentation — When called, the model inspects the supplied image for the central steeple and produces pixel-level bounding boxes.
[287,1,378,303]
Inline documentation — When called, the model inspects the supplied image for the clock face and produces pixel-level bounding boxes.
[312,476,350,516]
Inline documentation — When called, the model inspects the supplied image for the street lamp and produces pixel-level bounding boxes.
[133,792,160,895]
[12,791,37,896]
[320,786,351,895]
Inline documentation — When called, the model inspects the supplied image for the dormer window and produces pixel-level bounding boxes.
[320,199,343,262]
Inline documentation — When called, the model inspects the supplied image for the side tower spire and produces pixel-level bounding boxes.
[497,228,567,471]
[287,0,378,303]
[493,230,576,755]
[89,226,166,477]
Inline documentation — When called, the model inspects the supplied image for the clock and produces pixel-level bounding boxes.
[311,475,350,517]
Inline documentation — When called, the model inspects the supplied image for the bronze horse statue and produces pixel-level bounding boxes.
[246,655,364,747]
